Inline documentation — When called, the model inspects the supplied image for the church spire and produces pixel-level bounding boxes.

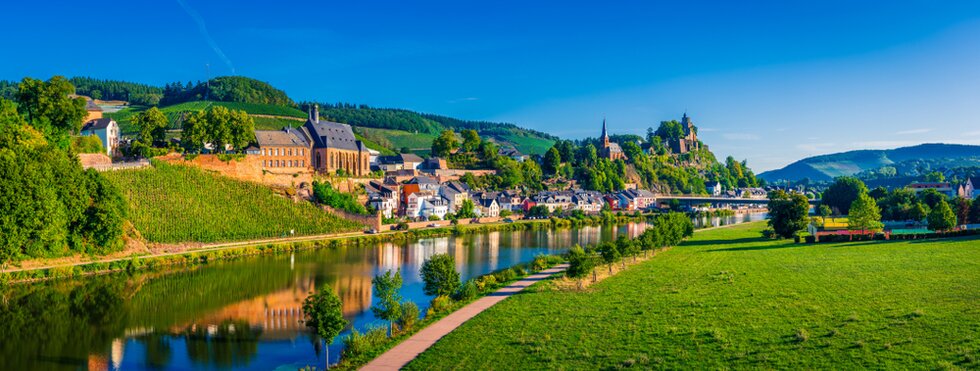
[601,118,607,139]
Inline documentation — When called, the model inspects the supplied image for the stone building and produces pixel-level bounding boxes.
[303,105,371,176]
[599,119,626,160]
[254,127,310,170]
[669,113,701,154]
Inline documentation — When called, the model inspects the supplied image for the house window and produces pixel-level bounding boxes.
[301,160,305,167]
[288,160,293,167]
[289,149,293,156]
[263,160,267,167]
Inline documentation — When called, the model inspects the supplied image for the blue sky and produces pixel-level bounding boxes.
[5,1,980,171]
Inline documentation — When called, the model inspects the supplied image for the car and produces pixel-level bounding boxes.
[364,228,379,234]
[503,218,514,223]
[427,223,440,228]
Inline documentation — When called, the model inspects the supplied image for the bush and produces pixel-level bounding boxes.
[511,266,526,277]
[761,228,776,239]
[420,253,461,297]
[429,295,453,314]
[495,268,517,283]
[397,301,420,331]
[453,279,479,301]
[566,245,596,278]
[341,326,389,358]
[476,275,498,291]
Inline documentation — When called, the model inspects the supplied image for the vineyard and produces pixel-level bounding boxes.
[103,161,362,243]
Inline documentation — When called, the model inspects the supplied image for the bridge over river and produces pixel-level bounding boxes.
[656,195,821,208]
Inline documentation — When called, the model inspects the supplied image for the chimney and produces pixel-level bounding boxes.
[313,104,319,123]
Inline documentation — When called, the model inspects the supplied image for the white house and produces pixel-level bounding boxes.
[707,181,723,196]
[477,198,500,217]
[80,118,119,156]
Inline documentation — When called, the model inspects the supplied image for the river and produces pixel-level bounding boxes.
[0,213,765,370]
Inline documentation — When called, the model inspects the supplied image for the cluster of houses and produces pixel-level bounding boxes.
[909,178,978,199]
[364,174,660,220]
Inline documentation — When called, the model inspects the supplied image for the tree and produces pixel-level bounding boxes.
[302,286,347,367]
[15,76,87,148]
[543,147,561,176]
[431,129,458,157]
[917,188,946,209]
[869,187,888,200]
[923,171,945,182]
[460,129,480,153]
[655,120,684,140]
[822,176,868,215]
[847,193,883,232]
[566,245,596,279]
[953,197,972,225]
[972,196,980,224]
[927,199,956,232]
[131,107,168,148]
[767,190,810,238]
[909,202,929,222]
[818,204,833,225]
[420,254,461,297]
[371,270,403,335]
[456,199,476,218]
[181,106,254,153]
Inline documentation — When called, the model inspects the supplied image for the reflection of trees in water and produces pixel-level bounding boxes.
[0,277,128,371]
[183,320,262,369]
[137,334,172,370]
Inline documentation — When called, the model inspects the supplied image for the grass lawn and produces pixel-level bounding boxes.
[407,222,980,370]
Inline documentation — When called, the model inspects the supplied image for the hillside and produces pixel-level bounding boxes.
[759,143,980,182]
[103,161,361,243]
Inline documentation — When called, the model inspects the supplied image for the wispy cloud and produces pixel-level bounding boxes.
[176,0,235,74]
[723,133,761,141]
[965,130,980,137]
[448,97,479,104]
[895,128,932,135]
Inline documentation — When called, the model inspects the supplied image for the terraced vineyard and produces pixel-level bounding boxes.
[104,161,362,243]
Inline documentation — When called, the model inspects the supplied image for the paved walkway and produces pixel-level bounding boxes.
[361,264,569,371]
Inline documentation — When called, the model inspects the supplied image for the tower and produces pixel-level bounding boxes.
[601,119,609,148]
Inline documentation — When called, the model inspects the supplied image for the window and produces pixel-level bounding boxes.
[289,149,293,156]
[301,160,305,167]
[288,160,293,167]
[263,160,267,167]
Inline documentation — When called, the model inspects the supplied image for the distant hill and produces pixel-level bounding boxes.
[759,143,980,182]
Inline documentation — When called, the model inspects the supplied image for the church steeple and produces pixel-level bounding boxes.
[601,118,610,148]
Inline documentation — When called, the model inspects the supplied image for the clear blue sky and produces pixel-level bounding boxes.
[5,1,980,171]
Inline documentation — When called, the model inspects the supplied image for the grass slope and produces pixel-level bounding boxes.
[104,162,361,243]
[407,222,980,370]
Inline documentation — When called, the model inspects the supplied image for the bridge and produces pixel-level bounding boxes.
[656,195,821,208]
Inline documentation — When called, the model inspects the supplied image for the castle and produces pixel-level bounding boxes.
[668,113,700,154]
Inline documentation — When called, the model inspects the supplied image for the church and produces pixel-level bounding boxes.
[253,104,371,176]
[599,119,626,160]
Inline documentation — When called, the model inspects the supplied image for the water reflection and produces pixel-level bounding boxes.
[0,217,765,370]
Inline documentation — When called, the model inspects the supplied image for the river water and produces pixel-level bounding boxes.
[0,213,765,370]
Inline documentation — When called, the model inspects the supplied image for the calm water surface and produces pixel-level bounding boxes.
[1,214,765,370]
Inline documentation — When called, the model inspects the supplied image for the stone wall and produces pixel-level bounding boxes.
[159,153,313,188]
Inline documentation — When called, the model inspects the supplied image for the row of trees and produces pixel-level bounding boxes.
[69,77,164,106]
[181,105,255,153]
[162,76,294,106]
[1,77,128,266]
[567,213,695,278]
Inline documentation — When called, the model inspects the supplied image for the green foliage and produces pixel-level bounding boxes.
[822,176,868,215]
[162,76,294,106]
[429,295,454,314]
[0,98,127,265]
[71,135,104,154]
[406,222,980,370]
[131,107,168,150]
[453,279,479,301]
[181,105,254,153]
[566,245,596,278]
[15,76,87,148]
[69,77,163,106]
[103,161,360,242]
[655,120,685,141]
[972,196,980,224]
[420,253,461,297]
[303,286,348,342]
[456,199,477,219]
[398,301,420,331]
[596,241,621,264]
[371,270,404,333]
[927,199,957,232]
[342,326,390,359]
[312,181,370,215]
[432,129,458,157]
[767,190,811,239]
[847,193,883,231]
[543,147,561,175]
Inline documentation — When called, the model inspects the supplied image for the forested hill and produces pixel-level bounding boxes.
[759,143,980,182]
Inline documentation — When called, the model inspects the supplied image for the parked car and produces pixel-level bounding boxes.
[364,228,379,234]
[427,223,440,228]
[503,218,514,223]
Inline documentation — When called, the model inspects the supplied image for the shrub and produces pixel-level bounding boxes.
[495,268,517,283]
[341,326,389,358]
[476,275,498,291]
[566,245,595,278]
[452,279,479,301]
[429,295,453,314]
[398,301,420,331]
[511,266,526,277]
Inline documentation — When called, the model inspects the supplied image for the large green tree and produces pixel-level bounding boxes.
[420,254,461,297]
[927,199,956,232]
[767,190,810,239]
[822,176,868,215]
[460,129,480,153]
[431,129,458,157]
[543,147,561,176]
[15,76,87,148]
[847,193,883,232]
[132,107,168,147]
[181,106,254,153]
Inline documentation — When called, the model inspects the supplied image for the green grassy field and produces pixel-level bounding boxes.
[407,222,980,370]
[359,127,439,151]
[104,161,361,243]
[496,132,555,155]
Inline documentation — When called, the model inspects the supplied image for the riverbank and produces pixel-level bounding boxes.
[404,222,980,370]
[0,214,655,284]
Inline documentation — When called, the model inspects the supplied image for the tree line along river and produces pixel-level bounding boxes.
[0,213,765,370]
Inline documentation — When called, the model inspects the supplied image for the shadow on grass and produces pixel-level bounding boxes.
[683,237,767,247]
[700,238,795,252]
